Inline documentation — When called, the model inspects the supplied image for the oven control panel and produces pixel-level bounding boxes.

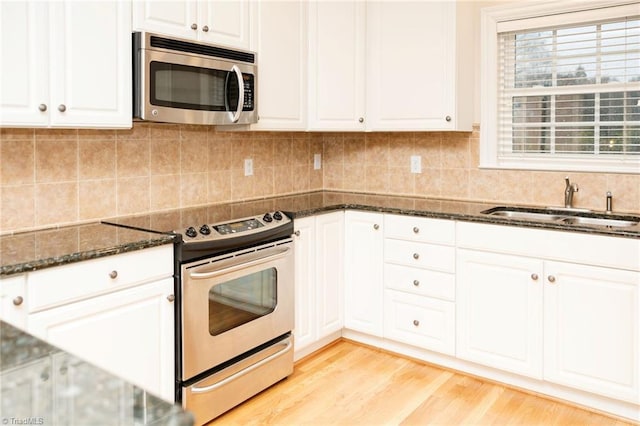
[179,211,291,243]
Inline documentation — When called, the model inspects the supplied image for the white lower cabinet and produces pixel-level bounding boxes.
[28,278,175,402]
[543,261,639,403]
[0,274,27,328]
[293,212,344,359]
[344,211,384,336]
[456,249,543,379]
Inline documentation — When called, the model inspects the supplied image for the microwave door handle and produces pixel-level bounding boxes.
[189,247,290,280]
[230,65,244,123]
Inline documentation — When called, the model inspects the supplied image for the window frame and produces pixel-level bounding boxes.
[480,0,640,174]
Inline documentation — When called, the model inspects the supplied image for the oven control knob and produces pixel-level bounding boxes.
[185,227,198,238]
[199,224,211,235]
[263,213,273,223]
[273,211,283,221]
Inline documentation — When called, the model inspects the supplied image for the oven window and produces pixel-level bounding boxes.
[208,268,277,336]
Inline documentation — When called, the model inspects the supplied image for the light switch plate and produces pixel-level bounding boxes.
[314,153,322,170]
[410,155,421,174]
[244,158,253,176]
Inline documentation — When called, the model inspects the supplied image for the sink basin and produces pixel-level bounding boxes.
[561,216,639,227]
[481,206,640,228]
[482,207,564,221]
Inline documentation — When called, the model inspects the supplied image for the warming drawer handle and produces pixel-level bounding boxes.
[190,339,293,394]
[189,247,291,280]
[230,65,244,123]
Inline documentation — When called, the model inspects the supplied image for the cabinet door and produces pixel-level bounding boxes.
[293,216,316,352]
[250,0,307,130]
[544,262,640,403]
[0,275,27,329]
[199,0,250,49]
[456,249,543,379]
[0,1,49,126]
[132,0,198,39]
[344,211,384,336]
[308,0,365,131]
[366,1,456,130]
[28,279,175,401]
[315,212,344,337]
[48,0,131,128]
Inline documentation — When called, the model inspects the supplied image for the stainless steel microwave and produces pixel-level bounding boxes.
[133,32,257,126]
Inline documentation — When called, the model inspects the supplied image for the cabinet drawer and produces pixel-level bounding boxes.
[384,264,454,301]
[384,239,454,273]
[27,245,173,312]
[384,215,454,245]
[383,289,455,355]
[0,274,27,328]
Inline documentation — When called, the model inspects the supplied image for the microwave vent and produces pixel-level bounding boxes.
[150,35,255,64]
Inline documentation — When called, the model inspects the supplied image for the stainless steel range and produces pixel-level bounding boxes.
[175,211,294,425]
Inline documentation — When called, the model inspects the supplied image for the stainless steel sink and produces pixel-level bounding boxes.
[561,216,639,227]
[481,206,640,228]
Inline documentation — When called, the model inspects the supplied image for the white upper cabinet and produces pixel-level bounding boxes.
[367,1,472,131]
[250,0,307,130]
[0,1,132,128]
[307,0,366,131]
[133,0,251,50]
[306,0,472,132]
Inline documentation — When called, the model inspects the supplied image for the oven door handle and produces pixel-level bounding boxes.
[190,338,293,394]
[189,247,290,280]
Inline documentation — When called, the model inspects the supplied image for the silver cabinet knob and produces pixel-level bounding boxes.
[531,273,539,281]
[294,230,301,237]
[548,275,556,283]
[167,294,175,302]
[109,270,118,279]
[413,253,420,260]
[413,320,420,327]
[191,23,197,30]
[13,296,23,306]
[202,25,209,32]
[413,280,420,287]
[358,117,364,123]
[373,224,380,230]
[445,115,451,122]
[413,226,419,234]
[38,104,47,112]
[58,104,66,112]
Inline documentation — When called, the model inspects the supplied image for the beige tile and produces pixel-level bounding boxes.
[1,185,35,232]
[441,137,470,169]
[323,134,344,164]
[606,174,640,214]
[323,162,344,191]
[415,169,442,198]
[530,171,567,207]
[388,166,415,195]
[254,138,275,169]
[292,134,310,166]
[273,135,293,167]
[35,182,77,226]
[180,124,209,142]
[254,167,274,198]
[180,172,209,207]
[309,166,323,190]
[35,129,77,140]
[78,129,116,140]
[117,177,150,215]
[150,123,180,139]
[231,138,253,170]
[274,166,294,195]
[365,133,389,166]
[415,133,442,169]
[208,170,232,203]
[1,139,34,185]
[0,128,35,140]
[150,175,180,211]
[79,139,116,180]
[344,164,366,192]
[208,134,232,171]
[35,139,78,183]
[441,169,469,200]
[365,165,389,193]
[231,168,254,200]
[291,165,310,193]
[79,179,116,220]
[150,139,180,175]
[388,134,414,168]
[117,139,149,178]
[570,172,607,211]
[116,122,149,140]
[344,133,366,164]
[181,138,207,173]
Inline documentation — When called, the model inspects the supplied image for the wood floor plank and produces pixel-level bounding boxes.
[209,340,634,426]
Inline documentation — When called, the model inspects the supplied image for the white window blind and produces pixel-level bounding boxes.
[496,11,640,164]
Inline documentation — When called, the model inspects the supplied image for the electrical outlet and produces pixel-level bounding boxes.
[244,158,253,176]
[410,155,422,174]
[314,153,322,170]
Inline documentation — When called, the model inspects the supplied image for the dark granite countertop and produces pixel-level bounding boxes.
[0,222,175,276]
[2,191,639,277]
[0,321,193,425]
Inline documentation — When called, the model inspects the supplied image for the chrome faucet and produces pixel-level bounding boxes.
[564,176,579,208]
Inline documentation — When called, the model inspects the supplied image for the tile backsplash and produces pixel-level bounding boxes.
[1,123,638,234]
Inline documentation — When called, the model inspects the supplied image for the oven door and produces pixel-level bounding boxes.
[181,240,294,380]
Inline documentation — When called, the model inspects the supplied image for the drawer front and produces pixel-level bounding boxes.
[383,289,455,355]
[384,239,455,273]
[27,245,173,312]
[384,215,455,245]
[384,263,455,301]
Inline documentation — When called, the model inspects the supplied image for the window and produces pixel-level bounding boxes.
[481,1,640,173]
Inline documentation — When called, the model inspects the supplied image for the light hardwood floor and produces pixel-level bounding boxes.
[210,340,634,426]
